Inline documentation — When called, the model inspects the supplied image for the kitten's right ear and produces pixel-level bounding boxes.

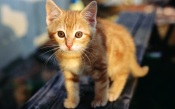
[46,0,62,25]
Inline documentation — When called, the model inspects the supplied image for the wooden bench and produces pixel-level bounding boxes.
[22,11,155,109]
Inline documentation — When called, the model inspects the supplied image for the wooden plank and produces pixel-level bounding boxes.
[22,12,154,109]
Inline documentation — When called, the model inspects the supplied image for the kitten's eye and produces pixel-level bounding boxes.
[75,31,83,38]
[57,31,65,38]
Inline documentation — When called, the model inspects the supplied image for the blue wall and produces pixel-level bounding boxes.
[0,0,70,69]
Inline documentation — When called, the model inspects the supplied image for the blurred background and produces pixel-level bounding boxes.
[0,0,175,109]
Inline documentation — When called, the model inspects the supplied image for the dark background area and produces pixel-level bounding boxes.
[132,0,175,108]
[130,20,175,109]
[130,55,175,109]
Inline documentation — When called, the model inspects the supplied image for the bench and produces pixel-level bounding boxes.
[22,11,155,109]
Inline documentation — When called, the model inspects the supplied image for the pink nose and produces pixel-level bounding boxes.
[66,44,72,50]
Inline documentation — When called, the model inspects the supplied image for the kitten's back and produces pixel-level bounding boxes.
[96,18,148,77]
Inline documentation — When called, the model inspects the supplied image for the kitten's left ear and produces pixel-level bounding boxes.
[80,1,97,27]
[46,0,63,25]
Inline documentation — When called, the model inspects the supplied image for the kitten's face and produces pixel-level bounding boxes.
[46,0,97,53]
[48,12,91,52]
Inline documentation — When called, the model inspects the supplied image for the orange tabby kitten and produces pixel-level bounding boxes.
[46,0,148,108]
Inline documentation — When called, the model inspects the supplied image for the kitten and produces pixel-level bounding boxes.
[46,0,149,108]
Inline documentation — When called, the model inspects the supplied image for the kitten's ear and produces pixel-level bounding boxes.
[80,1,97,27]
[46,0,62,25]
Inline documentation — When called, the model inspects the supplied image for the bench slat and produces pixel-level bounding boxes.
[22,12,154,109]
[22,72,65,109]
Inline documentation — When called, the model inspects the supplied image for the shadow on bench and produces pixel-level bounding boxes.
[22,11,155,109]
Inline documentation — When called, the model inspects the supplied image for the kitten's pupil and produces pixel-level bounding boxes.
[75,31,83,38]
[58,31,65,38]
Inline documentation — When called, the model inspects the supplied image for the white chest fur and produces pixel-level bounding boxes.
[59,58,82,74]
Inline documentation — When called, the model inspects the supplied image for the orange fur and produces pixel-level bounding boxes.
[46,0,148,108]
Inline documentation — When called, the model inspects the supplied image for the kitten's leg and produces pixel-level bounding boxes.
[91,71,109,108]
[108,71,129,102]
[63,71,80,108]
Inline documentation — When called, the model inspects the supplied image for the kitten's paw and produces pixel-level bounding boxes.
[108,91,119,102]
[64,97,79,108]
[91,98,107,108]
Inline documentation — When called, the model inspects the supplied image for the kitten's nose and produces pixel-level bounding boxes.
[66,43,72,50]
[66,39,73,50]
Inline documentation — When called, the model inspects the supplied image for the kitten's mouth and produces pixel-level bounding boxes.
[64,48,74,52]
[66,48,72,51]
[67,48,71,51]
[64,48,81,53]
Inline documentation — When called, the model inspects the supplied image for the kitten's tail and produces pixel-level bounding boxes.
[130,55,149,77]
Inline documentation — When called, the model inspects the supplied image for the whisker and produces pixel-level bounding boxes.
[40,47,60,56]
[87,47,99,53]
[84,50,96,59]
[39,45,59,49]
[82,51,92,65]
[42,48,60,72]
[53,50,61,70]
[53,56,58,69]
[51,54,58,75]
[81,52,86,64]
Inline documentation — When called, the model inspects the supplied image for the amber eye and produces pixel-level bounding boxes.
[75,31,83,38]
[57,31,65,38]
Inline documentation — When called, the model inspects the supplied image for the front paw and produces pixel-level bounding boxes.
[108,90,119,102]
[64,97,80,109]
[91,97,108,108]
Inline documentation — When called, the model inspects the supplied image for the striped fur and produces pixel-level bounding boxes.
[46,0,148,108]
